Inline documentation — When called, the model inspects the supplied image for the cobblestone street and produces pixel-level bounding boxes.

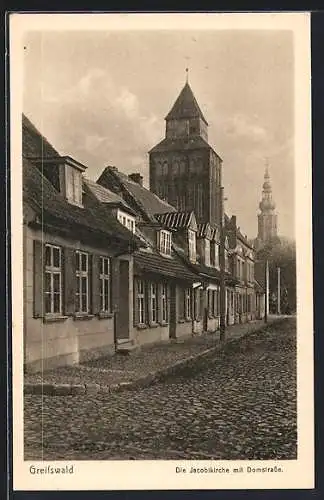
[24,318,297,461]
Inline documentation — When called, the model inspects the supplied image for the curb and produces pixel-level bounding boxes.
[24,318,288,396]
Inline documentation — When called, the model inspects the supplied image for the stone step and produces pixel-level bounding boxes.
[116,342,139,355]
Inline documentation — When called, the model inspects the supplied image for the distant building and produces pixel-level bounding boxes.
[256,165,278,247]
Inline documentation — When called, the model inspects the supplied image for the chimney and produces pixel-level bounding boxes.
[231,215,237,228]
[107,165,118,172]
[128,173,143,186]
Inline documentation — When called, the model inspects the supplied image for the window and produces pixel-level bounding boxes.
[137,280,146,324]
[76,251,89,313]
[194,183,203,217]
[66,167,82,206]
[205,239,210,266]
[177,193,186,211]
[172,161,180,176]
[158,183,168,200]
[159,230,172,256]
[44,244,62,314]
[180,160,186,175]
[100,257,111,312]
[150,283,158,323]
[214,244,219,268]
[117,210,136,233]
[162,161,168,177]
[225,249,229,272]
[161,284,168,323]
[185,288,192,319]
[188,230,196,262]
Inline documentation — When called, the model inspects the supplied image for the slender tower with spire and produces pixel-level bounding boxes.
[257,162,278,243]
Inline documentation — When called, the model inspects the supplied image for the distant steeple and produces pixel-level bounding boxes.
[257,162,278,242]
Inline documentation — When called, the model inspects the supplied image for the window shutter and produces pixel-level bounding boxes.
[147,282,152,324]
[157,283,162,324]
[64,247,76,315]
[33,240,44,318]
[111,258,120,313]
[91,254,100,314]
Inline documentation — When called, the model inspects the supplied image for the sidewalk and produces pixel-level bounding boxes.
[24,316,286,396]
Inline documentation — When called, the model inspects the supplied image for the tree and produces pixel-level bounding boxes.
[256,238,296,314]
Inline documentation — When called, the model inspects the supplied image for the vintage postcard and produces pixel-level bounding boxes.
[10,12,313,490]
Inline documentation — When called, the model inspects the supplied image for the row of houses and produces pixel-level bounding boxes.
[23,82,265,372]
[23,115,265,372]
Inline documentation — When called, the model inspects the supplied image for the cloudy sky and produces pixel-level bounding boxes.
[23,29,294,239]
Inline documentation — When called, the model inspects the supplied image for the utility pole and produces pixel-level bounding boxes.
[277,267,281,315]
[219,186,226,341]
[264,259,269,323]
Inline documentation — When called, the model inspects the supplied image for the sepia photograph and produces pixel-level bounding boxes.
[10,12,313,490]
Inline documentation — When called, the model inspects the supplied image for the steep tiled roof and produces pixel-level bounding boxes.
[173,244,239,285]
[254,280,264,293]
[134,250,199,282]
[197,223,212,239]
[165,82,208,125]
[85,178,137,216]
[155,211,195,230]
[22,115,142,249]
[23,114,61,158]
[149,136,213,154]
[23,159,142,248]
[97,167,177,219]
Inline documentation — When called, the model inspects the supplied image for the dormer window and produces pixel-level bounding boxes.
[188,229,196,263]
[159,230,172,256]
[117,209,136,233]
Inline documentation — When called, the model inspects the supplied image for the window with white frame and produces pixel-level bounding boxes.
[137,280,146,324]
[161,284,168,323]
[159,230,172,256]
[76,251,89,313]
[117,209,136,233]
[188,229,196,262]
[99,256,111,312]
[65,167,82,206]
[150,283,158,323]
[44,244,62,314]
[205,239,210,266]
[215,243,219,268]
[185,288,192,319]
[225,249,229,272]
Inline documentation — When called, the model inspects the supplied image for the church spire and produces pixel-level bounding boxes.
[257,161,278,243]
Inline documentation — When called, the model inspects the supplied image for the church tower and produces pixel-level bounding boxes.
[257,164,278,242]
[149,76,223,226]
